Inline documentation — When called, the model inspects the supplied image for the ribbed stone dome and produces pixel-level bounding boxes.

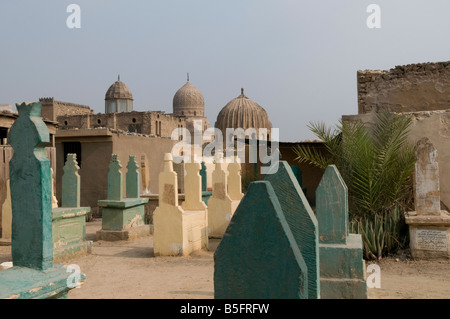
[105,75,133,101]
[215,88,272,135]
[173,80,205,117]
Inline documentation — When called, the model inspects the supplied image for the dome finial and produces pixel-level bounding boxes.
[187,72,190,82]
[118,74,120,82]
[241,88,244,95]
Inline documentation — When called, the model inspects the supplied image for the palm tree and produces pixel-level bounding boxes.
[293,112,416,218]
[293,113,416,258]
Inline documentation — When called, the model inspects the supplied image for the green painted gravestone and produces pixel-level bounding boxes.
[200,161,212,204]
[0,102,84,299]
[291,165,307,195]
[265,161,320,299]
[97,155,150,241]
[52,153,92,262]
[214,181,308,299]
[316,165,367,299]
[200,161,207,192]
[291,165,302,186]
[126,155,140,198]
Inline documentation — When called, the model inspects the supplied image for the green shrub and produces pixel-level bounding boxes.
[349,206,409,260]
[293,113,416,259]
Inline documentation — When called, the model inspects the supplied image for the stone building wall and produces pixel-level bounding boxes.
[357,61,450,114]
[57,111,189,138]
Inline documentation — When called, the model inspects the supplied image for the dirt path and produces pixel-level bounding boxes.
[1,219,449,299]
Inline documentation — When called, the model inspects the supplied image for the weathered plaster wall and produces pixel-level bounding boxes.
[111,133,178,195]
[55,129,179,217]
[357,61,450,114]
[55,131,113,217]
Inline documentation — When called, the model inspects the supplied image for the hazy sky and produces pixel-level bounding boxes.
[1,1,450,141]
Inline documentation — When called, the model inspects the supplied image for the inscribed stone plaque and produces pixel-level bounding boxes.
[416,229,448,251]
[213,183,226,200]
[163,184,175,206]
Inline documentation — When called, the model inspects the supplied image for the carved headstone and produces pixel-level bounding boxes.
[414,137,441,216]
[9,102,53,270]
[97,154,149,241]
[53,152,91,262]
[107,154,123,201]
[126,155,140,199]
[316,165,367,299]
[208,160,236,238]
[159,153,179,208]
[181,156,207,211]
[214,181,308,299]
[316,165,349,244]
[200,161,207,192]
[140,154,150,194]
[227,157,244,201]
[153,153,208,256]
[61,154,80,208]
[265,161,319,299]
[0,102,85,299]
[200,161,212,205]
[1,179,12,240]
[51,168,58,208]
[405,137,450,259]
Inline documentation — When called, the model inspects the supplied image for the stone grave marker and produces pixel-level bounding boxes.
[52,153,92,262]
[181,155,208,250]
[61,154,80,208]
[0,179,12,241]
[214,181,308,299]
[0,101,84,299]
[97,154,150,241]
[265,161,320,299]
[153,153,208,256]
[227,156,244,201]
[153,153,182,255]
[207,160,238,238]
[181,156,207,212]
[200,161,207,192]
[316,165,367,299]
[140,154,151,195]
[126,155,140,198]
[200,161,212,205]
[107,154,123,201]
[51,168,58,208]
[405,137,450,259]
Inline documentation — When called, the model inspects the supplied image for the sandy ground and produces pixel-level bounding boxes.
[1,219,449,299]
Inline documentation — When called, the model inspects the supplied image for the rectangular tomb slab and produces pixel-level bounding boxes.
[405,211,450,259]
